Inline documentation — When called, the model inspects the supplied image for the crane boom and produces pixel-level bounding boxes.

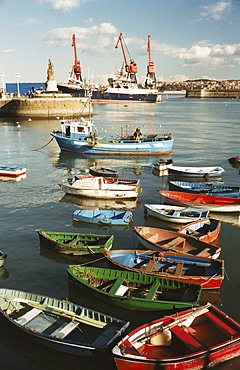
[115,33,138,83]
[70,34,82,82]
[145,35,157,88]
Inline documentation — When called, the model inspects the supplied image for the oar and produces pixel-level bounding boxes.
[13,298,107,328]
[132,303,212,344]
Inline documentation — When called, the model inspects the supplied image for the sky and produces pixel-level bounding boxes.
[0,0,239,85]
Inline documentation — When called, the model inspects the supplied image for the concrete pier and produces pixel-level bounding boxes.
[186,88,240,99]
[0,94,93,119]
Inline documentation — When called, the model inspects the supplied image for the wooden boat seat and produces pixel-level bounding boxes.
[161,237,185,250]
[16,308,42,325]
[171,325,205,352]
[53,321,79,339]
[145,282,160,300]
[108,278,127,296]
[205,311,238,336]
[145,259,156,273]
[196,248,211,258]
[92,325,118,346]
[174,262,184,276]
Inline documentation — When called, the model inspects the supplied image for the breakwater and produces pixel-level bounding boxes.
[186,88,240,99]
[0,94,92,119]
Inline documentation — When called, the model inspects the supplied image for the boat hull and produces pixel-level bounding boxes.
[0,166,26,177]
[38,231,114,255]
[51,133,174,156]
[168,166,224,178]
[159,190,240,212]
[144,204,209,223]
[72,210,133,226]
[179,218,221,244]
[169,181,240,197]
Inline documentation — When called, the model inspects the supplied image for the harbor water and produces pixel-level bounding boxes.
[0,95,240,369]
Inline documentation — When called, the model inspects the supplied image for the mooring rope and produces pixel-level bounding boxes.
[31,137,54,151]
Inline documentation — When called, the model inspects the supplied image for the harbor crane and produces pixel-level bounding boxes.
[70,34,83,83]
[115,33,138,83]
[145,35,157,88]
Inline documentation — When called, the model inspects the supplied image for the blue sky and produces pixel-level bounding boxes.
[0,0,239,84]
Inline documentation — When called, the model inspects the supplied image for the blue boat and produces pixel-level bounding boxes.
[169,181,240,197]
[72,209,133,226]
[51,119,173,156]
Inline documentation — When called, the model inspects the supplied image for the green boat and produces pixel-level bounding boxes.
[67,266,202,312]
[38,231,114,255]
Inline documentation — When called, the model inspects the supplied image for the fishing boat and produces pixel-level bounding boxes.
[133,227,221,260]
[169,180,240,197]
[158,190,240,212]
[37,231,114,255]
[168,166,225,178]
[153,158,173,171]
[89,166,118,178]
[179,218,221,244]
[59,176,142,199]
[0,165,26,177]
[144,204,209,223]
[67,266,202,312]
[104,249,224,290]
[51,121,174,156]
[0,250,7,267]
[112,303,240,370]
[72,209,133,226]
[0,288,129,356]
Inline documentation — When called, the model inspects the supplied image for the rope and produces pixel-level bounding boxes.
[31,137,54,151]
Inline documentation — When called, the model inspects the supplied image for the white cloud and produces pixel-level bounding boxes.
[84,17,93,24]
[16,17,41,27]
[1,48,15,53]
[200,1,231,20]
[45,0,85,12]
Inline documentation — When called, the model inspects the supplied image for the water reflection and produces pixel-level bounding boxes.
[0,174,27,182]
[60,193,141,211]
[0,266,9,279]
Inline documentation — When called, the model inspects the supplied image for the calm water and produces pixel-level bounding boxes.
[0,95,240,369]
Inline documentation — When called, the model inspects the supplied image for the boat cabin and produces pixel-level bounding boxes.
[60,118,95,140]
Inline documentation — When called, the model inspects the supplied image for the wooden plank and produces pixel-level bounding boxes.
[53,321,79,339]
[161,237,185,249]
[205,311,237,336]
[175,262,184,276]
[16,308,42,325]
[108,278,125,295]
[145,259,155,273]
[171,325,205,351]
[145,282,160,300]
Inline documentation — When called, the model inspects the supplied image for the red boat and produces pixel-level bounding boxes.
[179,218,221,244]
[158,190,240,212]
[112,303,240,370]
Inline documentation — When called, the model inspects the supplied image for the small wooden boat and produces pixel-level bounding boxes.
[169,180,240,197]
[0,250,7,267]
[0,288,129,356]
[168,165,225,178]
[67,266,202,312]
[37,231,114,255]
[89,166,118,178]
[179,218,221,244]
[158,190,240,212]
[0,165,26,177]
[153,158,173,171]
[133,227,221,260]
[59,176,141,199]
[144,204,209,223]
[104,249,224,290]
[72,209,133,226]
[112,303,240,370]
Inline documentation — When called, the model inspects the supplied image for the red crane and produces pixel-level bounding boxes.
[145,35,157,88]
[115,33,138,83]
[70,34,82,82]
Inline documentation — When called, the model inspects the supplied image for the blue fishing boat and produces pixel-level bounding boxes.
[72,209,133,226]
[0,165,26,177]
[51,119,173,156]
[169,181,240,197]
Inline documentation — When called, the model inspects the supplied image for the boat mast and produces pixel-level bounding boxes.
[115,33,138,83]
[145,35,157,88]
[70,34,83,82]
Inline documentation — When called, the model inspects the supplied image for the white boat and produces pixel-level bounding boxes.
[144,204,209,223]
[153,158,173,171]
[59,176,142,199]
[168,166,225,178]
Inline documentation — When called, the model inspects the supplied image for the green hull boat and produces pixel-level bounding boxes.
[67,266,202,312]
[38,231,114,255]
[0,251,7,267]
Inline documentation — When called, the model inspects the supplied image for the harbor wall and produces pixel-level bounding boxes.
[186,89,240,99]
[0,96,92,119]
